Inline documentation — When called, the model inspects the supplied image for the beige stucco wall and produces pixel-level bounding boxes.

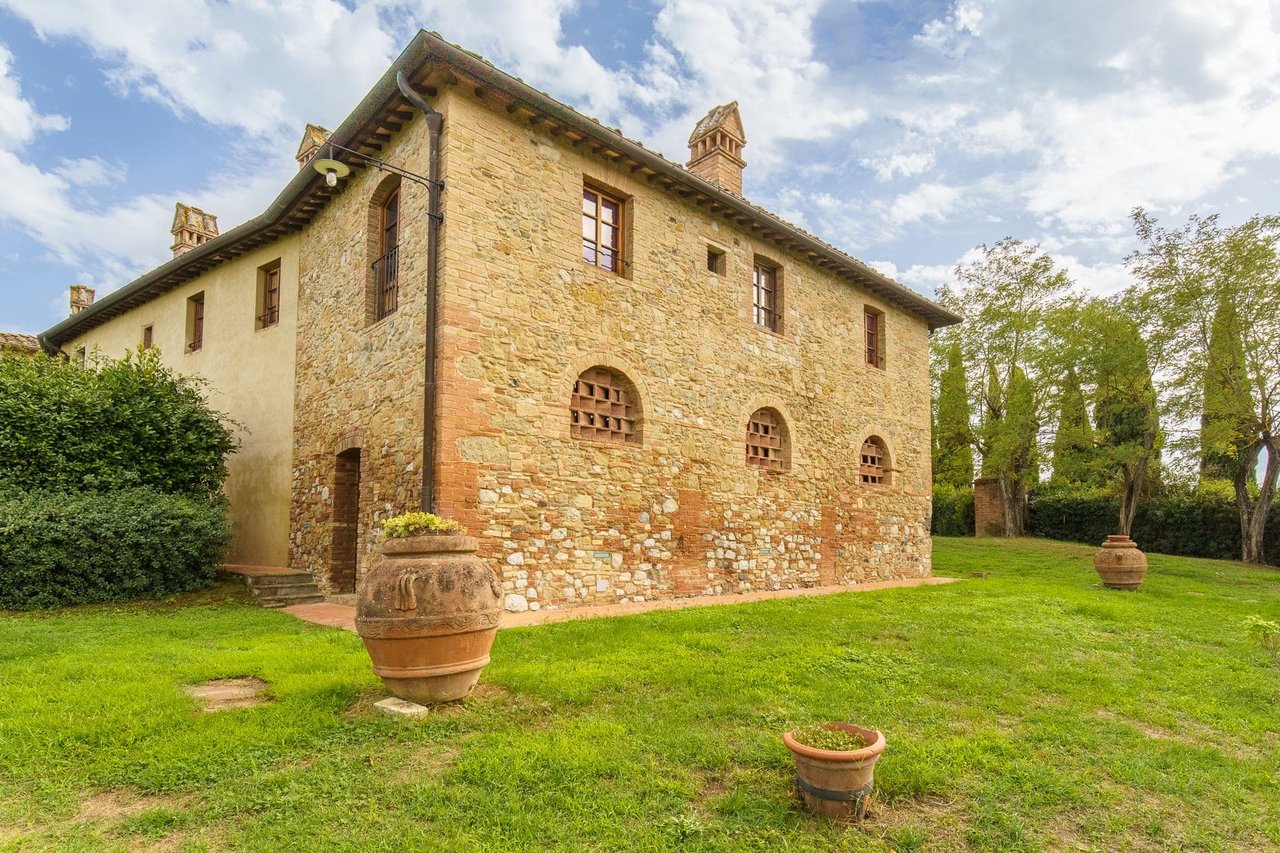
[65,236,300,566]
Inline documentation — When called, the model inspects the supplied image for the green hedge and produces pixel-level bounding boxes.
[1027,486,1280,566]
[0,489,230,610]
[932,484,975,536]
[0,350,236,496]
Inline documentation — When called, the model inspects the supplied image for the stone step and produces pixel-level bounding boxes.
[245,573,318,589]
[221,565,326,609]
[258,593,326,609]
[247,580,323,597]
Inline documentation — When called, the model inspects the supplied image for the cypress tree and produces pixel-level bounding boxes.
[1200,296,1255,484]
[1050,367,1094,487]
[933,342,975,488]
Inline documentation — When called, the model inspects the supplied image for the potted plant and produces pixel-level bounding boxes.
[355,512,501,704]
[1093,534,1148,590]
[782,722,886,823]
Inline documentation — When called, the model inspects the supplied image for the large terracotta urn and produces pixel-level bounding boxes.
[782,723,886,823]
[356,534,501,704]
[1093,534,1148,590]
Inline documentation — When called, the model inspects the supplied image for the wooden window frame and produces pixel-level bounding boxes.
[186,292,205,354]
[570,366,641,445]
[860,437,890,485]
[257,262,282,330]
[753,259,781,333]
[581,185,626,275]
[746,408,788,471]
[141,325,153,349]
[865,307,885,369]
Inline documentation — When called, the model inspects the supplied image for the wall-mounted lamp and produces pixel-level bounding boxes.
[312,158,351,187]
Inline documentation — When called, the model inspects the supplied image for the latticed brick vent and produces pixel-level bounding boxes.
[570,367,639,444]
[860,438,888,484]
[746,408,785,470]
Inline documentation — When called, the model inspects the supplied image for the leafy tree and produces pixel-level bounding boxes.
[1082,303,1161,536]
[938,238,1073,535]
[982,365,1039,535]
[933,341,974,488]
[1049,367,1095,488]
[1128,210,1280,564]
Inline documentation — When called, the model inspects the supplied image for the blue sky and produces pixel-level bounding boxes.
[2,0,1280,336]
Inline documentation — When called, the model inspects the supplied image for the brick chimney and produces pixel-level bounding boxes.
[170,203,219,257]
[295,123,331,169]
[69,284,95,315]
[687,101,746,195]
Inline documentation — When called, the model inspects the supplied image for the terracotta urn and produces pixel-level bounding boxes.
[1093,535,1148,591]
[356,534,501,704]
[782,723,886,823]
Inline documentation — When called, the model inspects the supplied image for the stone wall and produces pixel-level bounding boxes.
[431,89,933,612]
[287,84,936,608]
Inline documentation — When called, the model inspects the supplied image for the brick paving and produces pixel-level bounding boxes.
[282,576,959,634]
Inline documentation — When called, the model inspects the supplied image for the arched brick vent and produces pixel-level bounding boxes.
[570,366,641,444]
[746,408,788,470]
[860,437,890,485]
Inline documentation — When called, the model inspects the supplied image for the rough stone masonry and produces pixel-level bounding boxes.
[289,71,940,612]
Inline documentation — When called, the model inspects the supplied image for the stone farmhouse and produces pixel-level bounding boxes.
[40,31,960,613]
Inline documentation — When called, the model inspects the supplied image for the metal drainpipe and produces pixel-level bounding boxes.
[396,70,444,514]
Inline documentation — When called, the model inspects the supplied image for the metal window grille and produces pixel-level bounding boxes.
[372,245,399,319]
[570,367,638,444]
[581,187,625,274]
[753,262,779,331]
[860,439,887,484]
[258,267,281,328]
[373,190,400,320]
[746,408,784,469]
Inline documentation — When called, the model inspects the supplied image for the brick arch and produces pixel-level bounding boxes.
[858,434,893,486]
[559,352,652,444]
[739,397,800,470]
[739,398,797,472]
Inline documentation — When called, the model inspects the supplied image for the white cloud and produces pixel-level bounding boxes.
[0,43,67,149]
[862,150,936,182]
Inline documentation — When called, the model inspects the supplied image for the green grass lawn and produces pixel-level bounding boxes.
[2,537,1278,852]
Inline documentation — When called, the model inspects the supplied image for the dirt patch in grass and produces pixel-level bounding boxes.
[185,677,270,712]
[864,794,968,851]
[79,791,188,822]
[389,744,462,785]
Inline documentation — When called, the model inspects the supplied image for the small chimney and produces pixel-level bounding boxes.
[70,284,95,315]
[296,123,331,169]
[687,101,747,196]
[170,203,219,257]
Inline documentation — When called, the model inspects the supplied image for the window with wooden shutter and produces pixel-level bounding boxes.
[257,264,281,329]
[186,293,204,353]
[570,366,641,444]
[373,189,400,320]
[865,308,884,368]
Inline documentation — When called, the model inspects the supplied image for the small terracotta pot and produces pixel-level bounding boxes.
[1093,535,1148,591]
[356,534,501,704]
[782,723,886,823]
